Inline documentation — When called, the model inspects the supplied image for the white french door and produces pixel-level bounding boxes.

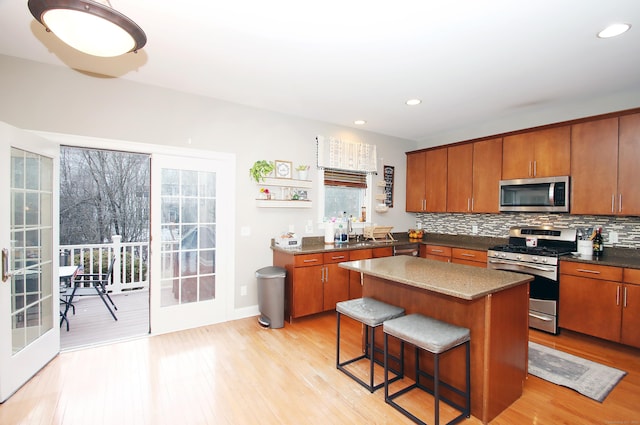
[0,122,59,402]
[150,153,235,334]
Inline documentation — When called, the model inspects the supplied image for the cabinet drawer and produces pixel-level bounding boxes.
[372,247,393,258]
[349,249,372,260]
[624,268,640,285]
[294,253,324,267]
[323,251,349,264]
[424,245,452,257]
[560,261,623,281]
[452,248,487,263]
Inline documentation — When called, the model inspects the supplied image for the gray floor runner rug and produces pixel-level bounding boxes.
[528,341,627,402]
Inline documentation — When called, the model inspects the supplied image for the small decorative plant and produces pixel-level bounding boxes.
[249,160,275,182]
[295,165,310,171]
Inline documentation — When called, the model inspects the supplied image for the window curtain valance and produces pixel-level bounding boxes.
[316,135,377,174]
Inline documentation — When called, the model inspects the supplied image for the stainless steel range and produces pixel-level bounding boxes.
[487,226,577,334]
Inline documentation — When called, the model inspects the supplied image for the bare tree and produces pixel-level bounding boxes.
[60,147,150,244]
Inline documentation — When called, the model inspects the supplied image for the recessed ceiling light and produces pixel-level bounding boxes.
[406,99,422,106]
[597,23,631,38]
[354,120,367,125]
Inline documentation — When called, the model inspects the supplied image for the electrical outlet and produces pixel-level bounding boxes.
[305,224,314,233]
[472,225,478,234]
[240,286,247,296]
[609,231,619,244]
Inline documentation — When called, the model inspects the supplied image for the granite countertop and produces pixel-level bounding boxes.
[271,232,640,270]
[339,256,532,300]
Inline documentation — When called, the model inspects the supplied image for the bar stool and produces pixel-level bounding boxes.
[336,297,405,392]
[383,314,471,425]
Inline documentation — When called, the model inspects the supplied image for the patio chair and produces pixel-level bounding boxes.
[74,257,119,321]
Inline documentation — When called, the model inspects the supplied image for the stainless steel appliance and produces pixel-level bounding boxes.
[393,243,420,256]
[487,226,577,334]
[499,176,570,213]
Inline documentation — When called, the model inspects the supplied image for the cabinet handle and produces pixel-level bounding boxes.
[467,198,471,212]
[528,161,532,177]
[331,255,346,260]
[619,194,622,213]
[623,287,628,308]
[303,258,319,263]
[325,266,329,282]
[471,197,474,212]
[461,253,475,258]
[616,286,620,306]
[360,272,364,287]
[611,194,615,214]
[431,249,444,253]
[575,268,601,275]
[321,266,325,282]
[2,248,9,283]
[533,160,537,177]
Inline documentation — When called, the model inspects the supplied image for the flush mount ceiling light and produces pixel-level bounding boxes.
[597,23,631,38]
[406,99,422,106]
[28,0,146,57]
[354,120,367,125]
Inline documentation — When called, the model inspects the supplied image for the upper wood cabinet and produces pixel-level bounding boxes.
[571,113,640,216]
[502,126,571,180]
[406,147,447,212]
[447,138,502,213]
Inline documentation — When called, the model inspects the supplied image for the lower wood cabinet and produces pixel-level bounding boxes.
[274,247,394,322]
[451,248,487,268]
[421,244,451,262]
[559,261,640,348]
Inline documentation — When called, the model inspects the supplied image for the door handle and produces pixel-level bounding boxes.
[2,248,10,282]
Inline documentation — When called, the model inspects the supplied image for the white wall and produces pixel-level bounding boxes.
[0,54,417,314]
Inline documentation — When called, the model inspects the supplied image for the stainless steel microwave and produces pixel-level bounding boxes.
[499,176,570,212]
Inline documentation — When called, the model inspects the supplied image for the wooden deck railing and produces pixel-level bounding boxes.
[60,235,149,294]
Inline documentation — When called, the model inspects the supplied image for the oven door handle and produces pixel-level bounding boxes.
[529,312,553,322]
[488,259,555,272]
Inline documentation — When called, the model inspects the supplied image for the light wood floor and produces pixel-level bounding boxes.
[1,311,639,424]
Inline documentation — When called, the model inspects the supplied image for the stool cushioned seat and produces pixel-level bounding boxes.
[336,297,405,327]
[383,314,470,354]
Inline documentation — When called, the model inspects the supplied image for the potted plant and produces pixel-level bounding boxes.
[295,164,310,180]
[249,160,275,182]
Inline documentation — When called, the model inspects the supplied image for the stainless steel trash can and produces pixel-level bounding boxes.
[256,266,286,329]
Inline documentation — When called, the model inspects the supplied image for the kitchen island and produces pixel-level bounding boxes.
[339,256,533,424]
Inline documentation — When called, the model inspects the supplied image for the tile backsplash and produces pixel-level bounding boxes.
[415,213,640,249]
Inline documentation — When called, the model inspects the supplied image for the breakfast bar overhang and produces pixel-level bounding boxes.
[339,256,533,424]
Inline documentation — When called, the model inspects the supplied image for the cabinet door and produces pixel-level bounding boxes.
[472,138,502,213]
[502,127,570,179]
[406,151,426,212]
[621,283,640,348]
[532,126,571,178]
[618,113,640,215]
[447,144,473,212]
[323,263,350,310]
[570,118,619,215]
[291,265,324,318]
[502,132,535,179]
[559,274,621,341]
[348,249,372,299]
[425,147,448,212]
[423,245,451,262]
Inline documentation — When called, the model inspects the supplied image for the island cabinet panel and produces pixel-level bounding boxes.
[451,247,487,268]
[347,249,372,299]
[363,274,528,424]
[502,126,570,180]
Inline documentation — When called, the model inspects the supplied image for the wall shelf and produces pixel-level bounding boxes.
[256,177,313,208]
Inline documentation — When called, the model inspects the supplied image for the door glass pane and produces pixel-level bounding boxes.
[160,168,217,307]
[10,148,54,354]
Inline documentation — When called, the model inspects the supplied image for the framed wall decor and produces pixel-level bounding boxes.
[383,165,394,207]
[275,160,292,179]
